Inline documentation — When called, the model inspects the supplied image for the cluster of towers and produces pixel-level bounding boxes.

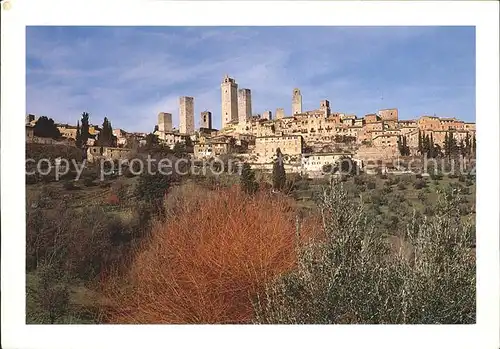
[221,74,251,128]
[221,74,304,128]
[158,96,213,136]
[158,74,305,134]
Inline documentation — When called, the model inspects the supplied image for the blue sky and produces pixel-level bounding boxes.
[26,26,475,132]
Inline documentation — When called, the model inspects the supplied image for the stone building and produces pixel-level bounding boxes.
[319,100,331,117]
[158,112,173,133]
[56,124,78,140]
[193,137,232,159]
[364,113,379,124]
[237,88,252,124]
[417,116,441,131]
[254,135,303,163]
[275,108,285,119]
[154,130,189,148]
[26,114,36,125]
[262,111,272,121]
[179,96,195,135]
[221,75,239,128]
[26,125,34,140]
[86,146,132,163]
[292,88,302,115]
[301,152,357,176]
[378,108,398,122]
[113,128,129,147]
[372,134,399,148]
[200,111,212,129]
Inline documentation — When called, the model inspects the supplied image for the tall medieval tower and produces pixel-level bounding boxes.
[158,112,173,133]
[292,88,302,115]
[320,100,331,118]
[238,88,252,124]
[200,111,212,129]
[179,96,195,135]
[221,75,238,128]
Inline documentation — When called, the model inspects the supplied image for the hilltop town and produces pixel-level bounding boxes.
[26,74,476,175]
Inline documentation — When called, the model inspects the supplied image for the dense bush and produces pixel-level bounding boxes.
[253,181,475,324]
[26,203,149,281]
[26,143,84,163]
[103,185,319,324]
[413,179,427,190]
[135,173,171,205]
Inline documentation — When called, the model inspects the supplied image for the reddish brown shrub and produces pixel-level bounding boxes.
[106,193,120,206]
[103,184,319,324]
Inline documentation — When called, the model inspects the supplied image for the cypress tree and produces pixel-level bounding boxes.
[418,130,423,154]
[80,112,90,147]
[424,134,431,157]
[429,133,435,158]
[464,132,471,157]
[444,132,451,158]
[272,148,286,192]
[75,121,82,148]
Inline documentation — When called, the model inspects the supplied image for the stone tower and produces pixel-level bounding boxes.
[221,75,239,128]
[200,111,212,129]
[238,88,252,124]
[320,100,331,117]
[157,112,173,133]
[275,108,285,119]
[179,96,195,135]
[292,88,302,115]
[262,110,272,120]
[25,114,36,125]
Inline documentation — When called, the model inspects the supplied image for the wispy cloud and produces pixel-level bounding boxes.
[26,26,475,132]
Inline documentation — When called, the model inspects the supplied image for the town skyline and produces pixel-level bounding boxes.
[26,26,475,133]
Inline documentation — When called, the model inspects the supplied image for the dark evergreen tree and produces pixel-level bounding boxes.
[397,136,403,155]
[33,116,61,139]
[429,133,435,158]
[272,148,286,192]
[459,139,466,157]
[471,135,476,156]
[464,132,471,157]
[418,130,423,154]
[80,112,90,147]
[398,136,410,156]
[423,134,431,157]
[96,117,117,147]
[145,133,159,148]
[240,162,258,195]
[444,132,451,158]
[444,131,458,158]
[402,136,410,156]
[75,121,82,148]
[450,132,458,157]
